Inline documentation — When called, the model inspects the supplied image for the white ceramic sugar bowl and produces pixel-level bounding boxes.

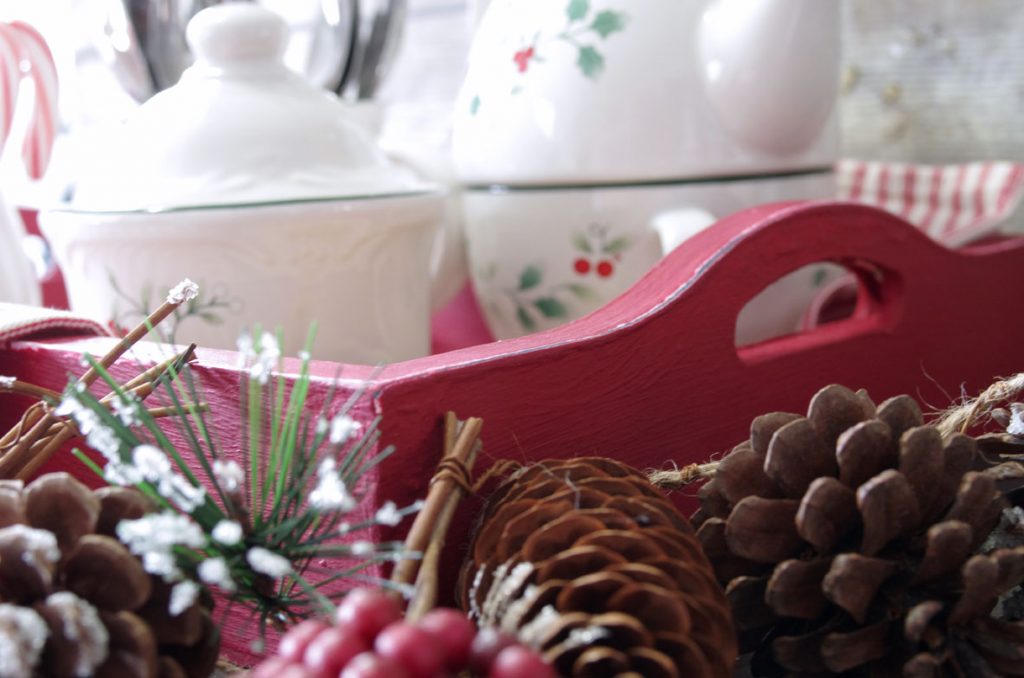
[42,4,455,363]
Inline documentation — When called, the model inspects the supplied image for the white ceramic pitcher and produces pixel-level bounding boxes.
[453,0,841,341]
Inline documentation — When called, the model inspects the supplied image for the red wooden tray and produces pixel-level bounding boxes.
[3,200,1024,663]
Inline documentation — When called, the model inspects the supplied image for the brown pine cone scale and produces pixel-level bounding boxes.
[461,457,736,677]
[696,384,1024,676]
[0,473,218,677]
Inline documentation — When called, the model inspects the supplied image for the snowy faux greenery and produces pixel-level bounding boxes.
[57,321,419,640]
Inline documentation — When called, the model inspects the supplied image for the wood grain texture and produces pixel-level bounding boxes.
[3,200,1023,664]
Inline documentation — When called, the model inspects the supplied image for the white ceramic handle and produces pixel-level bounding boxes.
[0,192,40,305]
[650,207,717,256]
[697,0,840,155]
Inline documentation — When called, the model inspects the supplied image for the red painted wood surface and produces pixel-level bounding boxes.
[3,200,1024,664]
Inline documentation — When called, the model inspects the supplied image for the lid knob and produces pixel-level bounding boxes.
[186,4,288,65]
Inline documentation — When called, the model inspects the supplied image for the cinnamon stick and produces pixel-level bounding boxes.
[392,413,483,612]
[408,437,483,620]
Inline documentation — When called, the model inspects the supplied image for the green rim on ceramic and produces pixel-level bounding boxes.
[51,188,443,216]
[463,167,834,193]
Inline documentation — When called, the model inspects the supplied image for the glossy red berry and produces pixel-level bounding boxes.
[254,660,317,678]
[302,627,368,676]
[250,657,296,678]
[596,260,614,277]
[468,627,518,675]
[417,608,478,669]
[339,652,411,678]
[488,645,557,678]
[335,588,403,643]
[374,621,446,678]
[277,619,330,662]
[573,258,591,274]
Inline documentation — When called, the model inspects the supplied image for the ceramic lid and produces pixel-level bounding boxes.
[71,4,430,213]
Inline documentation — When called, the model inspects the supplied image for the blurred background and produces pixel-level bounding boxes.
[2,0,1022,203]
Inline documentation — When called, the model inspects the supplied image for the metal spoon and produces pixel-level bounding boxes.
[338,0,406,100]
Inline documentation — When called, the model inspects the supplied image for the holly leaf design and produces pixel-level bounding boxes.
[534,297,569,319]
[572,233,593,254]
[577,46,604,79]
[516,306,537,331]
[567,0,589,22]
[566,283,598,301]
[518,264,542,291]
[590,10,626,39]
[812,267,828,287]
[603,236,631,254]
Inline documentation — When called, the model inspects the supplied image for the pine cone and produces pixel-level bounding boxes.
[0,473,218,677]
[695,384,1024,675]
[459,457,736,677]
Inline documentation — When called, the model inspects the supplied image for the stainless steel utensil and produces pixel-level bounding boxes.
[77,0,156,102]
[338,0,406,99]
[98,0,368,98]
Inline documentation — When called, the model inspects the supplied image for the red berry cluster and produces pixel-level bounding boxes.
[572,258,614,278]
[251,588,556,678]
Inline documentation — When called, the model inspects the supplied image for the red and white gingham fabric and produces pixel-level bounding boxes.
[837,159,1024,246]
[0,303,109,344]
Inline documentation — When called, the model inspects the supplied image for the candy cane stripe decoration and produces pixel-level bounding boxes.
[0,20,58,180]
[0,27,19,148]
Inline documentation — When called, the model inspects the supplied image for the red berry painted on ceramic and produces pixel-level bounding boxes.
[513,46,535,73]
[596,260,614,277]
[468,627,518,675]
[573,258,591,275]
[417,608,478,669]
[339,652,411,678]
[335,588,403,643]
[277,619,330,663]
[488,645,557,678]
[302,627,368,676]
[374,622,446,678]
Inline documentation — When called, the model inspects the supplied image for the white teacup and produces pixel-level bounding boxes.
[464,172,837,342]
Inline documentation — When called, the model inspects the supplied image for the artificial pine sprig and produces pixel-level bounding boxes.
[52,293,419,638]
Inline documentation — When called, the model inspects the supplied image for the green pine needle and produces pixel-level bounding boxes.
[58,325,418,638]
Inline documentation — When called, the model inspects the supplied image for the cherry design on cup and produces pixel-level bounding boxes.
[571,223,629,279]
[476,223,632,334]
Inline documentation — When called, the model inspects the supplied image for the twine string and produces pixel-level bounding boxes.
[471,459,523,494]
[648,462,720,490]
[935,373,1024,437]
[430,457,473,494]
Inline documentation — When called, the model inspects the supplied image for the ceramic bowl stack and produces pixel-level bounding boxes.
[42,5,449,364]
[453,0,841,342]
